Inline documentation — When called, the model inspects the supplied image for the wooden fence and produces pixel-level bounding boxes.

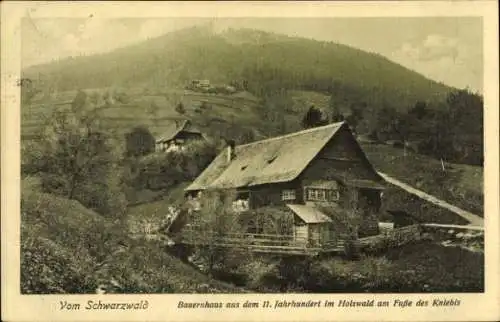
[180,225,346,255]
[173,224,426,256]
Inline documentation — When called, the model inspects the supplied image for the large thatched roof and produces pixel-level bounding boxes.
[186,122,350,191]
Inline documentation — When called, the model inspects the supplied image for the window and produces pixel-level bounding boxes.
[328,190,340,201]
[232,199,249,212]
[307,188,327,201]
[307,188,339,201]
[282,189,296,201]
[267,155,278,164]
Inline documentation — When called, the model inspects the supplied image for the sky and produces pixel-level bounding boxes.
[21,17,483,93]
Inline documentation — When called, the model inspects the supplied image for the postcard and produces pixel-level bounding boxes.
[1,1,499,321]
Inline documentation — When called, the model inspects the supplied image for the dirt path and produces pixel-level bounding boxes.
[378,172,484,227]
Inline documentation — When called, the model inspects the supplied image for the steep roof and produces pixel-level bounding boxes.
[286,204,332,224]
[156,120,202,143]
[185,122,346,191]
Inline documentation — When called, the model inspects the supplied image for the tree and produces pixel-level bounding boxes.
[318,187,365,259]
[148,101,160,127]
[190,189,246,275]
[329,94,345,122]
[237,128,257,145]
[346,103,365,133]
[30,93,127,219]
[301,105,328,129]
[125,126,155,157]
[409,101,429,120]
[103,91,115,107]
[20,78,40,105]
[414,89,483,165]
[148,101,160,117]
[175,102,186,114]
[71,90,88,112]
[88,92,102,106]
[373,106,399,141]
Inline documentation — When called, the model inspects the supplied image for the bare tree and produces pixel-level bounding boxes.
[33,92,126,219]
[189,189,246,274]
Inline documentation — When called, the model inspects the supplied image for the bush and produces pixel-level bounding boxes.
[20,190,124,293]
[306,256,394,292]
[237,259,281,292]
[21,236,97,294]
[239,206,294,235]
[129,140,219,191]
[125,126,155,157]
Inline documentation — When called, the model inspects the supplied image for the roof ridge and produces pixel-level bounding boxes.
[237,121,346,148]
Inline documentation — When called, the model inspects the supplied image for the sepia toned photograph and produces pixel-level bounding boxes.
[17,14,487,296]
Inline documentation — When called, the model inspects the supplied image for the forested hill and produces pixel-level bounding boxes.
[23,26,453,111]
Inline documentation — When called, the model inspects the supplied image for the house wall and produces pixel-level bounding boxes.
[176,132,204,141]
[303,126,381,182]
[156,132,204,152]
[293,224,308,243]
[299,127,382,237]
[249,181,303,209]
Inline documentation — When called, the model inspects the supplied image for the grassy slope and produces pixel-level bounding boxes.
[127,182,189,235]
[361,142,483,216]
[21,186,242,293]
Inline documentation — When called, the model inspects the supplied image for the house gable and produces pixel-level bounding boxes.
[301,125,381,184]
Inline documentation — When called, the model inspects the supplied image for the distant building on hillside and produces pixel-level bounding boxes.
[191,79,211,89]
[185,121,386,242]
[155,120,204,153]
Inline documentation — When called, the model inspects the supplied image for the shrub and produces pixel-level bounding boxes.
[125,126,155,157]
[239,206,294,235]
[237,259,281,292]
[307,256,394,292]
[21,236,97,294]
[20,190,123,293]
[129,140,219,191]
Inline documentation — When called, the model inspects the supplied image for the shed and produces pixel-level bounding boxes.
[287,204,332,247]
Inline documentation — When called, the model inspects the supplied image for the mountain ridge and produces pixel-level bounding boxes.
[22,26,454,112]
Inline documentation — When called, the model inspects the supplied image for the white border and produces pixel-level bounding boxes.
[2,1,499,321]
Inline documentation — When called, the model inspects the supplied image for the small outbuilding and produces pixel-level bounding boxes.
[287,204,333,247]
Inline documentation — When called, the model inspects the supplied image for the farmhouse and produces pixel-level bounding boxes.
[190,79,211,89]
[184,121,386,245]
[155,120,204,153]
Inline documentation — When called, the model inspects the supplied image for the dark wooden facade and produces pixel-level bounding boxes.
[228,126,382,237]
